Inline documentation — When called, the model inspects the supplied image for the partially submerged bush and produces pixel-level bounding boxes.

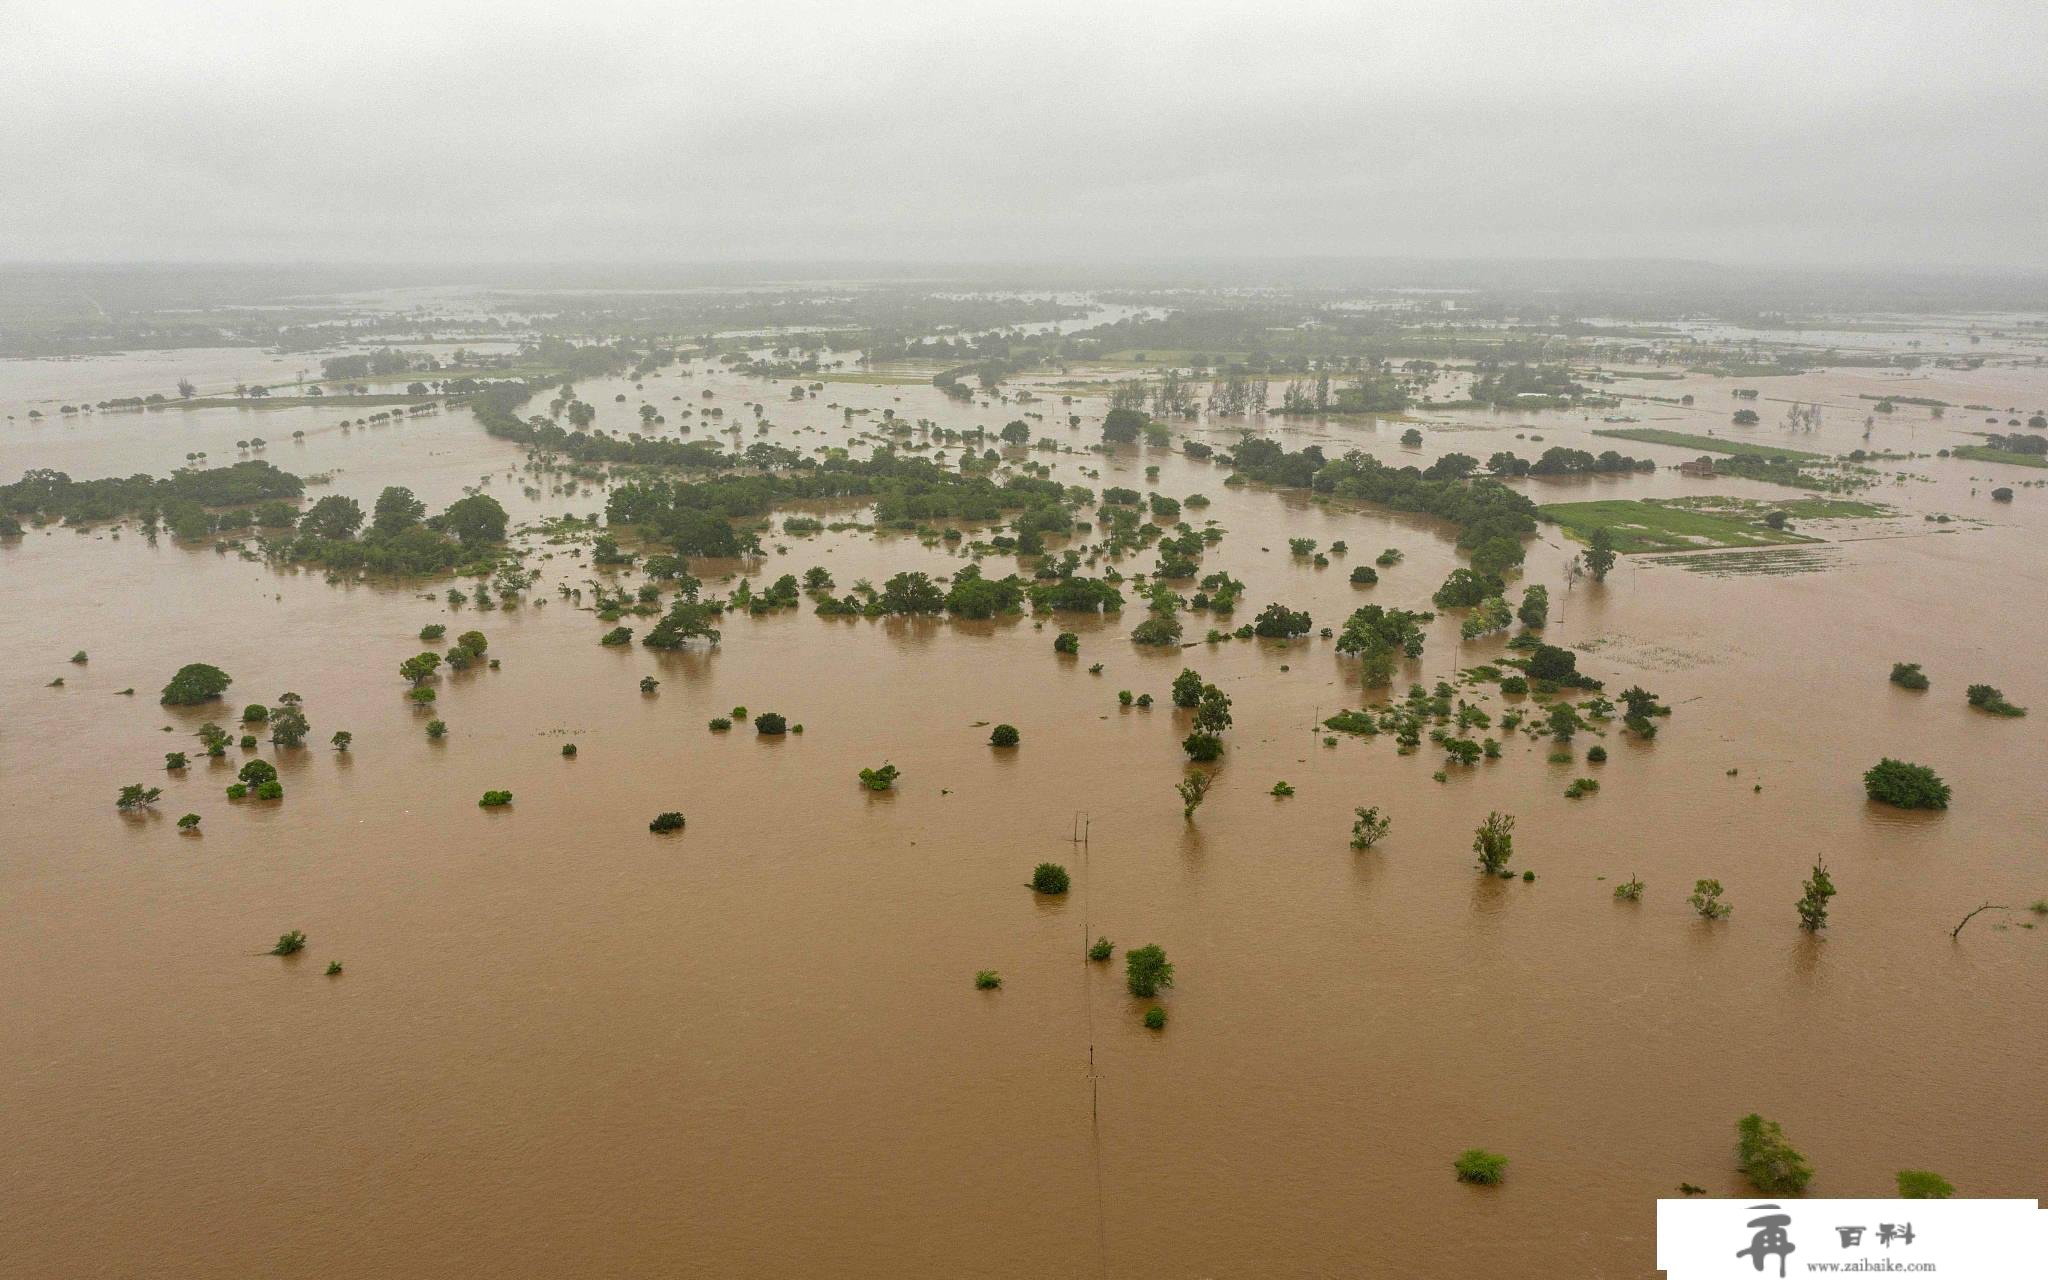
[1863,758,1950,809]
[1472,811,1514,875]
[649,811,686,833]
[271,930,307,956]
[974,970,1002,990]
[1088,937,1114,962]
[1689,879,1731,920]
[1350,806,1390,850]
[1031,862,1070,894]
[1896,1169,1954,1199]
[858,763,899,792]
[1889,661,1929,690]
[1143,1006,1167,1030]
[1453,1149,1508,1185]
[1737,1113,1812,1195]
[161,662,232,706]
[989,723,1019,747]
[754,712,788,735]
[479,790,513,808]
[1966,683,2027,717]
[1125,944,1172,997]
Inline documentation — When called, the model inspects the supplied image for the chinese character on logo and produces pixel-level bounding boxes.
[1877,1223,1915,1247]
[1835,1226,1865,1247]
[1737,1205,1797,1277]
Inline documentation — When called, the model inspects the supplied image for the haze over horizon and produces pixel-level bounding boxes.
[5,0,2046,271]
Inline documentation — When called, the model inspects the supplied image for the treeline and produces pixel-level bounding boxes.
[606,453,1078,557]
[274,488,510,577]
[1486,447,1655,477]
[1230,438,1538,567]
[0,461,304,529]
[471,381,737,469]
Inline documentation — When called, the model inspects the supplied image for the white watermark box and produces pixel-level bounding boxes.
[1658,1198,2045,1277]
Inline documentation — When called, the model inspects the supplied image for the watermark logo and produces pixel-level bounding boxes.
[1659,1197,2044,1278]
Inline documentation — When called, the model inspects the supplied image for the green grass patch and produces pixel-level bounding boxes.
[1592,428,1826,460]
[1542,499,1821,553]
[1953,446,2048,469]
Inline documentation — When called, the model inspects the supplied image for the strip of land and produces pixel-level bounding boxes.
[1542,498,1821,553]
[1591,428,1827,460]
[1953,445,2047,469]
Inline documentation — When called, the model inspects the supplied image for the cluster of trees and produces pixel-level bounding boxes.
[2,461,303,535]
[1230,440,1538,573]
[1335,605,1434,687]
[283,486,508,576]
[1485,447,1654,476]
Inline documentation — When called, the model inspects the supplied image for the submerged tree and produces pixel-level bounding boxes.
[1689,879,1732,920]
[1863,758,1949,809]
[1031,862,1070,895]
[161,662,232,706]
[1583,527,1616,582]
[1350,806,1390,850]
[1736,1113,1812,1196]
[1472,811,1515,876]
[1175,770,1213,819]
[1795,861,1836,932]
[1125,944,1173,998]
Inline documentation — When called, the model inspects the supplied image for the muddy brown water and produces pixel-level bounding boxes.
[2,333,2044,1277]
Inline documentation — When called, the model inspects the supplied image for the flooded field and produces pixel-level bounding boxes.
[3,307,2044,1278]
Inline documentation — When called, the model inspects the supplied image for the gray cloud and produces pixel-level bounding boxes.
[4,0,2044,267]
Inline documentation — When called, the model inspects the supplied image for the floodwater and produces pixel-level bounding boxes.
[2,321,2044,1278]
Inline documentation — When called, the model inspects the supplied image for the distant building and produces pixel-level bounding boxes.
[1677,457,1717,477]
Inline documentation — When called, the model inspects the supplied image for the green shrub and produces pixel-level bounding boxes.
[271,930,307,956]
[420,624,446,641]
[1586,745,1607,763]
[1453,1149,1508,1185]
[599,626,633,646]
[1863,758,1950,809]
[242,703,269,724]
[1182,731,1224,762]
[754,712,788,735]
[1088,937,1114,962]
[989,724,1020,747]
[226,783,249,800]
[479,790,512,808]
[1889,661,1929,690]
[160,662,232,706]
[254,780,284,801]
[326,961,343,976]
[1350,806,1391,850]
[562,743,577,757]
[1565,777,1599,798]
[1472,811,1514,875]
[1053,631,1079,654]
[177,813,201,831]
[1613,876,1645,901]
[708,717,732,731]
[1896,1169,1954,1199]
[1966,683,2027,717]
[1125,944,1172,997]
[426,719,447,738]
[974,970,1002,990]
[1737,1114,1812,1195]
[1143,1006,1166,1030]
[858,763,899,792]
[1031,862,1070,894]
[649,811,685,833]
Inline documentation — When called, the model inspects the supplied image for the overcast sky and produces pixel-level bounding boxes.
[5,0,2044,269]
